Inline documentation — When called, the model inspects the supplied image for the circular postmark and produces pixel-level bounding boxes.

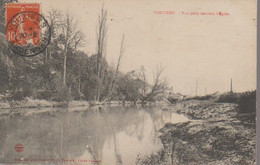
[6,11,51,57]
[15,143,24,152]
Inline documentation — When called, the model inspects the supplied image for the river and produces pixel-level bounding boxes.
[0,105,189,165]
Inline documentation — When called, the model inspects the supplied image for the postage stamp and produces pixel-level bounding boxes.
[5,4,51,57]
[14,143,24,153]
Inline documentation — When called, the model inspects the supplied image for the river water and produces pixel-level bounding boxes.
[0,105,188,165]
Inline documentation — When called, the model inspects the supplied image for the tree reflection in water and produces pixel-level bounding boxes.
[0,105,188,164]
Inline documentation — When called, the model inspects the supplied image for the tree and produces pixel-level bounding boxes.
[116,71,143,102]
[66,50,89,99]
[106,34,125,100]
[140,66,168,104]
[45,9,62,62]
[58,12,84,86]
[139,66,148,97]
[96,8,108,101]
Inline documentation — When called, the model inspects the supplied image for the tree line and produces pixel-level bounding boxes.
[0,2,168,104]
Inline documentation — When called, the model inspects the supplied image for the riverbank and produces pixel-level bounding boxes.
[0,98,151,110]
[0,99,127,110]
[137,100,256,165]
[0,99,107,117]
[0,99,164,117]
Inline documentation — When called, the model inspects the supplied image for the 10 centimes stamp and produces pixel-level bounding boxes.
[5,4,51,57]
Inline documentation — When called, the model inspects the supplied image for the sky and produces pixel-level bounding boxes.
[20,0,257,95]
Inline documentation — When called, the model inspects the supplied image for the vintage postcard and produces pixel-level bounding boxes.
[0,0,256,164]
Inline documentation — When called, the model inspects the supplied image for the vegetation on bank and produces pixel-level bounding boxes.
[136,90,256,165]
[216,91,256,114]
[184,94,215,101]
[0,1,168,107]
[137,97,256,165]
[184,90,256,114]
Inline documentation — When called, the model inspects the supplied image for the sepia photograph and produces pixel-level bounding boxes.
[0,0,257,164]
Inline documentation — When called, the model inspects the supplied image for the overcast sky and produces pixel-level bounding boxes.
[20,0,257,95]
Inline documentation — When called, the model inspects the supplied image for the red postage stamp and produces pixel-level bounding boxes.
[5,3,51,57]
[6,4,40,46]
[14,144,24,153]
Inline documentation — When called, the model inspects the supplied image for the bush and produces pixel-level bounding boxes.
[35,90,53,100]
[216,91,256,114]
[52,86,72,102]
[237,91,256,113]
[7,91,26,101]
[216,93,240,103]
[186,95,215,101]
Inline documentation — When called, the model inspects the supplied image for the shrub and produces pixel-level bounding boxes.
[237,91,256,113]
[35,90,53,100]
[52,86,72,102]
[216,92,240,103]
[185,95,215,101]
[216,91,256,114]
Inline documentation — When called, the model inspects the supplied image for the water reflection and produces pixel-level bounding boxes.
[0,105,188,164]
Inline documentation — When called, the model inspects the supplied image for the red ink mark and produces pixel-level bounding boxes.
[216,12,230,16]
[154,10,230,16]
[14,158,101,162]
[15,144,24,152]
[6,4,40,46]
[153,11,175,15]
